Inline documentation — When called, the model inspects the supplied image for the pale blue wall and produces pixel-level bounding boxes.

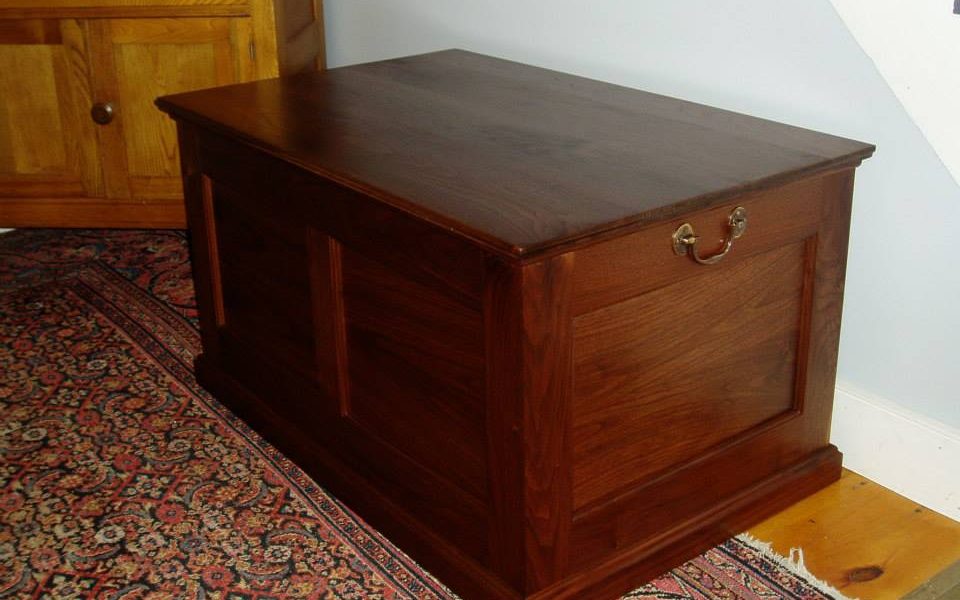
[324,0,960,428]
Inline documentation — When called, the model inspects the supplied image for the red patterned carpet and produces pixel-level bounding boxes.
[0,230,844,600]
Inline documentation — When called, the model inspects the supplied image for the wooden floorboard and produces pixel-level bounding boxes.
[749,469,960,599]
[902,560,960,600]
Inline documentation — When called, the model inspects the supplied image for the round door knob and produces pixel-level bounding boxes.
[91,102,115,125]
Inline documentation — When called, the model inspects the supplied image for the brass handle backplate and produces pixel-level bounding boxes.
[91,102,115,125]
[672,206,747,265]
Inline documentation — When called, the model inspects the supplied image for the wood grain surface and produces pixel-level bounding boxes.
[0,0,325,228]
[0,19,100,198]
[521,254,575,590]
[572,240,807,508]
[751,470,960,600]
[164,51,873,599]
[341,244,488,501]
[158,49,874,257]
[0,0,248,19]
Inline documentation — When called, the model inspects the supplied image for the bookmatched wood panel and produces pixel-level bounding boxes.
[341,246,488,502]
[193,176,495,572]
[210,179,317,379]
[572,240,809,509]
[210,329,495,567]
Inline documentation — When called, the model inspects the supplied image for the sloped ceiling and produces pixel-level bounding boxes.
[829,0,960,186]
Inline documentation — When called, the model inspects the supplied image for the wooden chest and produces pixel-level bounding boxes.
[157,50,874,600]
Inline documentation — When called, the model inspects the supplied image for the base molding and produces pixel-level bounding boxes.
[197,349,844,600]
[531,447,842,600]
[831,385,960,521]
[194,354,523,600]
[0,198,186,229]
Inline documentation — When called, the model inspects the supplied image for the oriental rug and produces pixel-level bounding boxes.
[0,229,849,600]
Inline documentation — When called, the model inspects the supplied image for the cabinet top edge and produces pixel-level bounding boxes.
[158,49,875,260]
[0,0,249,18]
[0,0,247,7]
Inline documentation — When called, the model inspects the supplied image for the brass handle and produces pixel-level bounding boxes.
[91,102,115,125]
[672,206,747,265]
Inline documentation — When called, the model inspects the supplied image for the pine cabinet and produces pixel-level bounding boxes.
[0,0,324,228]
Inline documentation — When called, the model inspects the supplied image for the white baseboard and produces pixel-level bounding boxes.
[831,384,960,521]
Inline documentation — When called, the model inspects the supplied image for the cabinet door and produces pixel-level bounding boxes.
[0,19,102,199]
[87,17,254,200]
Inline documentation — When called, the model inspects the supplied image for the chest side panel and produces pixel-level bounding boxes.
[188,131,495,565]
[572,240,808,508]
[340,246,487,500]
[565,172,846,569]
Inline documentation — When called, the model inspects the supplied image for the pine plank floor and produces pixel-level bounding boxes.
[749,469,960,599]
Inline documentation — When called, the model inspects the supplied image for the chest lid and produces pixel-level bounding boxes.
[156,49,874,259]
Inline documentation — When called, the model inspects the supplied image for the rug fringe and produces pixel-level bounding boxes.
[736,533,856,600]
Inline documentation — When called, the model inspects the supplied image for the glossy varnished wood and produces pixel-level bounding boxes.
[160,51,874,600]
[0,0,325,228]
[341,245,488,500]
[158,49,873,257]
[572,240,808,509]
[483,257,526,591]
[185,124,498,581]
[534,448,843,600]
[570,174,825,315]
[520,254,575,591]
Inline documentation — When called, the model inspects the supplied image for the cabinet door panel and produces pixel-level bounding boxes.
[90,17,253,200]
[0,19,101,198]
[0,45,66,173]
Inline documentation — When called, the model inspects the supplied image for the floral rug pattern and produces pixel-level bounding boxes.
[0,230,841,599]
